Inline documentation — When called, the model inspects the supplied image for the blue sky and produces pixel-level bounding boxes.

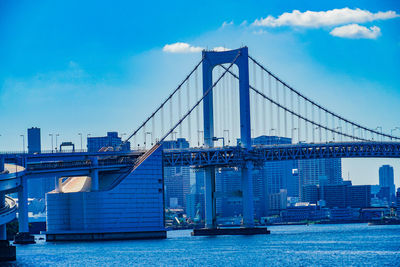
[1,0,400,185]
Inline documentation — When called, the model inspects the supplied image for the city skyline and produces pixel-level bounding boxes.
[1,1,400,186]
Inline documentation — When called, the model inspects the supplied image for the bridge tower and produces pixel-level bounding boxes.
[202,47,255,228]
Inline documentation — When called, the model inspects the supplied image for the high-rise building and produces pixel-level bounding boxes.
[215,167,242,218]
[87,132,130,152]
[268,189,287,212]
[253,136,298,217]
[379,165,395,202]
[299,158,342,200]
[302,185,319,204]
[350,185,371,208]
[27,127,41,153]
[163,138,190,211]
[396,188,400,210]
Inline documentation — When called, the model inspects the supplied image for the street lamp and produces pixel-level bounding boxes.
[49,134,54,153]
[55,134,60,151]
[390,127,400,140]
[20,135,25,153]
[78,133,82,151]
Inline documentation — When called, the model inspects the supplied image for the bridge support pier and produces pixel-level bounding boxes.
[242,162,255,227]
[204,167,216,229]
[14,175,35,244]
[90,157,99,191]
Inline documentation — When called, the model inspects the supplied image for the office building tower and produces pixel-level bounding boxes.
[299,158,342,200]
[163,138,190,210]
[87,132,130,152]
[27,127,41,153]
[350,185,371,208]
[302,185,319,204]
[379,165,395,201]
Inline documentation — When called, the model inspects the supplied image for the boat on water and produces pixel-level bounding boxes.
[368,218,400,226]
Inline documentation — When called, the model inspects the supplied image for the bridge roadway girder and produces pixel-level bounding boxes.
[163,142,400,167]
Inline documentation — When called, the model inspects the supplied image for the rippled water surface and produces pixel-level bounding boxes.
[6,224,400,266]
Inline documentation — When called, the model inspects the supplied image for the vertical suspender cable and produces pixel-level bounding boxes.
[269,74,273,135]
[276,78,280,137]
[231,71,236,144]
[254,61,259,137]
[311,104,315,143]
[282,84,288,137]
[261,67,266,136]
[304,100,308,142]
[319,108,322,143]
[161,104,164,139]
[325,112,329,142]
[178,85,182,138]
[151,116,155,145]
[195,68,200,146]
[143,125,146,148]
[297,94,301,142]
[187,77,191,145]
[290,89,294,142]
[332,114,335,141]
[170,98,173,140]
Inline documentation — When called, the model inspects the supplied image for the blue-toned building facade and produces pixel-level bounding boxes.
[87,132,130,152]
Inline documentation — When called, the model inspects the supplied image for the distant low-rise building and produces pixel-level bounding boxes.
[87,132,130,152]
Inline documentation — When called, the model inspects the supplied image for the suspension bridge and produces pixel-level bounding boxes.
[1,47,399,257]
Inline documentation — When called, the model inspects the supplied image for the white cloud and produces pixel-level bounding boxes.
[330,24,381,39]
[221,21,234,28]
[253,8,399,28]
[162,42,204,53]
[162,43,232,53]
[212,47,230,52]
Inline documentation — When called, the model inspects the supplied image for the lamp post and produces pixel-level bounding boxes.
[20,135,25,153]
[55,134,59,152]
[49,134,54,153]
[78,133,82,151]
[390,127,400,140]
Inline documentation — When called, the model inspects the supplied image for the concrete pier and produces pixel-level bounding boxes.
[192,227,270,236]
[45,230,167,242]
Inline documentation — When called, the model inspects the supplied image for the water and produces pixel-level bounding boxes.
[5,224,400,266]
